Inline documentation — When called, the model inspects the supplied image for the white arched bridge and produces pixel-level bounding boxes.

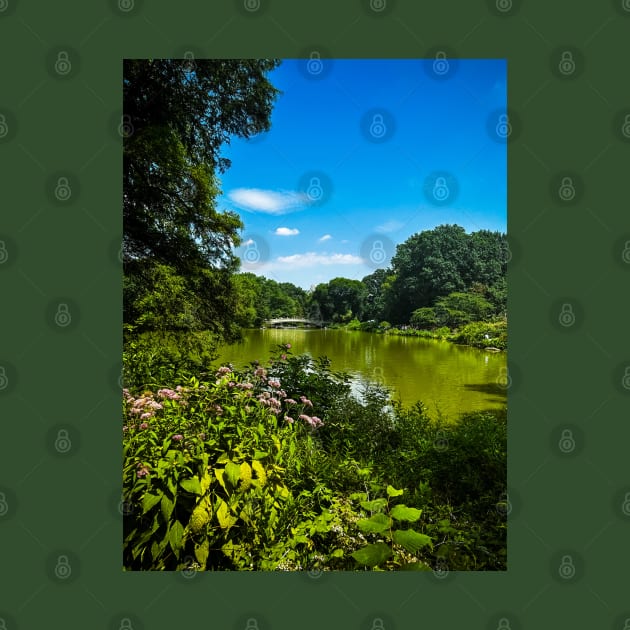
[264,317,327,328]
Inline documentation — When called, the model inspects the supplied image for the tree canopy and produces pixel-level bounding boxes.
[123,59,281,340]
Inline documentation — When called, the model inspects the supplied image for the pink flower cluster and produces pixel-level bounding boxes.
[157,388,181,400]
[298,414,323,429]
[127,395,162,422]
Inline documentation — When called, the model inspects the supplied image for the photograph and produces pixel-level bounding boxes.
[122,57,508,571]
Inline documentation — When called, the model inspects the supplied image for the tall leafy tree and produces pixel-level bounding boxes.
[123,59,281,340]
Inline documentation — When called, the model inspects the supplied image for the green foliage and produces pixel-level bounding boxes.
[123,59,281,341]
[350,486,432,570]
[123,342,506,571]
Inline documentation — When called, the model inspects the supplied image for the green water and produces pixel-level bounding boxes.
[214,328,507,420]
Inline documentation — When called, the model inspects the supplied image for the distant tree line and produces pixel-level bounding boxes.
[231,224,507,331]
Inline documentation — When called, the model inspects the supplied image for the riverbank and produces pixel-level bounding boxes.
[328,318,507,351]
[123,343,507,571]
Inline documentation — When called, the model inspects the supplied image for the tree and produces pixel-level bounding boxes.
[123,59,281,340]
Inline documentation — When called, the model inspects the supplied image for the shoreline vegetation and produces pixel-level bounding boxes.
[291,317,507,352]
[123,342,507,572]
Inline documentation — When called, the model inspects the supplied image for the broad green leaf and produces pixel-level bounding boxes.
[224,461,241,488]
[200,472,212,494]
[216,452,230,464]
[253,450,269,459]
[160,493,174,522]
[141,492,161,514]
[214,467,227,492]
[356,513,392,534]
[386,485,404,497]
[216,499,237,530]
[180,477,202,495]
[390,504,422,522]
[360,498,387,512]
[351,542,392,567]
[194,538,209,568]
[330,548,345,558]
[168,519,184,553]
[392,529,432,554]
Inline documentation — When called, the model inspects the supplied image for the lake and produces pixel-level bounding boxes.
[214,328,507,421]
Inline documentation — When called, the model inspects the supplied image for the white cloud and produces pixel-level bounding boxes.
[376,220,403,233]
[274,227,300,236]
[242,238,255,246]
[318,234,332,242]
[275,252,364,268]
[227,188,309,215]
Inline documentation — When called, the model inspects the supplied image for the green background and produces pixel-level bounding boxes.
[1,0,630,628]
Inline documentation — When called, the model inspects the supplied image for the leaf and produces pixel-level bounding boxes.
[194,538,209,568]
[386,485,404,497]
[330,548,345,558]
[356,513,392,534]
[216,452,230,464]
[180,477,202,495]
[224,461,241,488]
[200,472,212,494]
[360,498,388,512]
[351,542,392,567]
[214,467,227,492]
[141,492,161,514]
[160,493,174,522]
[168,519,184,553]
[253,450,269,459]
[216,499,237,530]
[390,504,422,522]
[392,529,432,554]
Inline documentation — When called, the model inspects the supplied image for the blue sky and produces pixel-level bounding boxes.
[218,58,507,290]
